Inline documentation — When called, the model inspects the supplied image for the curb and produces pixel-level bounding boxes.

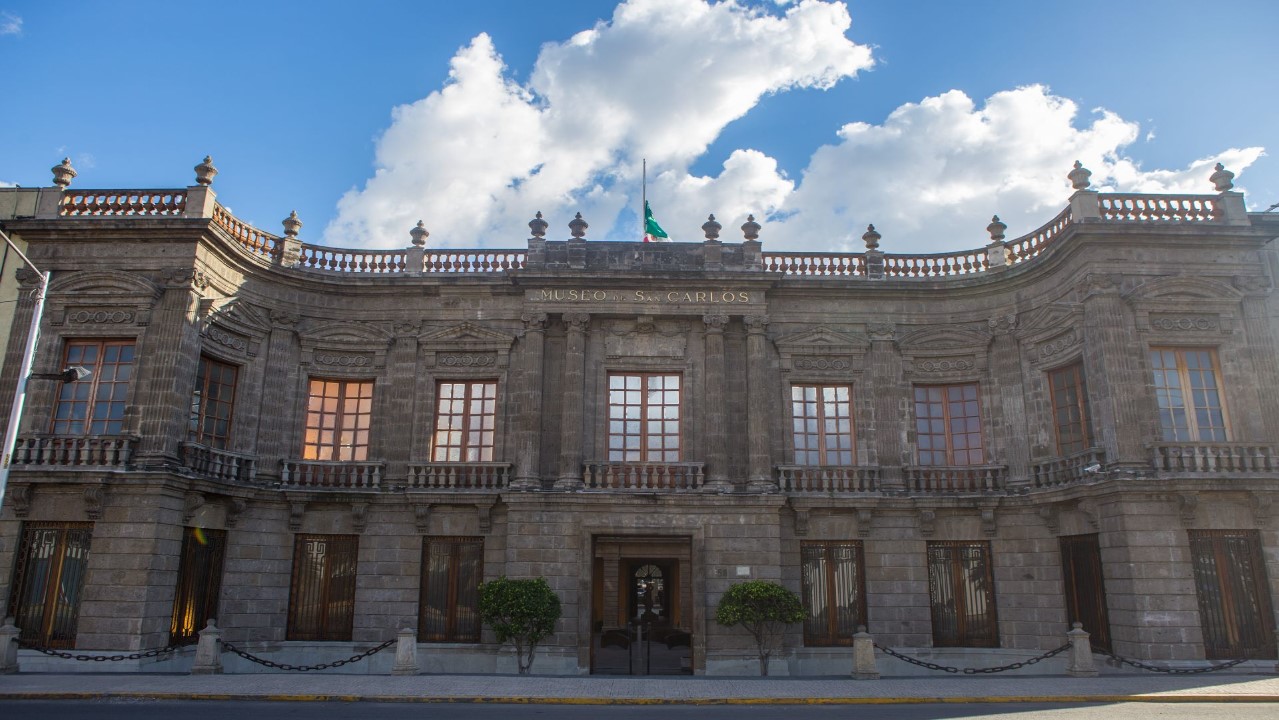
[3,692,1279,705]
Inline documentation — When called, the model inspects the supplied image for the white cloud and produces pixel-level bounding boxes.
[0,180,16,188]
[325,0,873,248]
[0,12,21,36]
[325,1,1264,254]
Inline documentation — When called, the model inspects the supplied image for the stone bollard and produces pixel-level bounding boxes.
[1065,622,1098,677]
[190,619,223,674]
[852,625,880,680]
[392,627,419,676]
[0,617,20,674]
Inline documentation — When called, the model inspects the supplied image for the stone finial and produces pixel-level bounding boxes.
[1068,160,1092,191]
[409,220,429,247]
[194,156,218,186]
[1210,162,1235,192]
[702,214,722,241]
[741,214,761,241]
[528,211,548,238]
[282,210,303,238]
[51,158,77,188]
[568,212,588,239]
[862,224,881,250]
[986,215,1007,242]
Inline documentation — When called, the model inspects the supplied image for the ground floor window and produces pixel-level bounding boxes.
[927,540,999,647]
[1059,533,1111,652]
[169,527,227,645]
[287,534,359,641]
[419,537,483,642]
[1188,529,1276,659]
[7,522,94,649]
[800,541,867,646]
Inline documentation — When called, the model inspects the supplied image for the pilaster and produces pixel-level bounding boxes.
[512,312,547,490]
[744,315,775,492]
[254,310,302,480]
[383,323,420,477]
[988,314,1030,486]
[554,313,589,490]
[1080,274,1148,469]
[133,269,207,467]
[866,323,904,489]
[702,314,731,491]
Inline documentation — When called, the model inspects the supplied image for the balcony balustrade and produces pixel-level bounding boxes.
[583,462,705,492]
[777,465,879,493]
[1150,443,1276,474]
[180,442,258,485]
[406,462,511,490]
[280,460,385,490]
[1031,448,1107,488]
[904,465,1007,494]
[11,435,137,469]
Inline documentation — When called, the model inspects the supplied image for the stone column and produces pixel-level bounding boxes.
[134,268,207,467]
[554,313,589,490]
[384,323,420,477]
[988,314,1030,486]
[866,323,905,490]
[702,314,732,492]
[1080,274,1147,469]
[512,313,547,490]
[254,310,302,481]
[1236,277,1279,440]
[744,315,776,492]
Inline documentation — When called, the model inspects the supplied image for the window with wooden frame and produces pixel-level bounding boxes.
[800,541,868,646]
[1059,533,1112,652]
[419,537,483,643]
[188,356,238,449]
[431,381,498,462]
[927,540,999,647]
[1188,530,1276,659]
[1150,348,1229,442]
[913,383,984,466]
[1048,362,1093,455]
[7,522,94,649]
[286,534,359,641]
[607,373,681,462]
[791,384,855,466]
[51,339,135,435]
[303,379,373,461]
[169,527,227,645]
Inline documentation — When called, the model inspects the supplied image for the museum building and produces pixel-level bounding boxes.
[0,157,1276,675]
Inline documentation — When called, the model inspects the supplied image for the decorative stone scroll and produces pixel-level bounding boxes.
[225,498,249,528]
[856,508,874,537]
[917,509,937,537]
[315,353,373,367]
[183,492,205,523]
[775,326,869,376]
[83,486,105,520]
[288,501,306,531]
[439,353,497,368]
[1148,314,1223,333]
[605,317,687,359]
[7,485,30,518]
[64,308,137,325]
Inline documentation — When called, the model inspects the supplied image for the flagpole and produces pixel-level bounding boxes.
[642,159,647,240]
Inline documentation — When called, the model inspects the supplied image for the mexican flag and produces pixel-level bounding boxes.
[643,201,669,242]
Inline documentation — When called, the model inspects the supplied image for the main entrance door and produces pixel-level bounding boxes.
[591,537,693,675]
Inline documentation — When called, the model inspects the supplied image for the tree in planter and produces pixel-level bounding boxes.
[713,580,806,676]
[478,576,562,675]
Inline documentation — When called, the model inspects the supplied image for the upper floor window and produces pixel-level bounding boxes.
[303,379,373,461]
[1048,362,1093,455]
[188,356,238,449]
[914,383,983,466]
[791,384,854,465]
[1150,348,1228,442]
[608,373,680,462]
[52,339,135,435]
[432,381,497,462]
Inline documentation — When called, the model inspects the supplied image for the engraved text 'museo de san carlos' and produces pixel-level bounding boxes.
[530,288,756,304]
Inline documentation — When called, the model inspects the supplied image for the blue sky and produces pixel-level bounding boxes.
[1,1,1275,253]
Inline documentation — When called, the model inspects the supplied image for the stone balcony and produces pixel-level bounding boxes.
[1031,448,1107,489]
[180,442,257,485]
[11,435,138,470]
[405,462,511,491]
[582,462,706,492]
[279,460,385,491]
[776,465,879,493]
[1150,443,1277,474]
[904,465,1008,494]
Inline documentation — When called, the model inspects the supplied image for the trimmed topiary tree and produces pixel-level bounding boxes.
[713,579,806,676]
[477,576,562,675]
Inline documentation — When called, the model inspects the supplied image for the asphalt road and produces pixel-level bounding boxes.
[2,701,1278,720]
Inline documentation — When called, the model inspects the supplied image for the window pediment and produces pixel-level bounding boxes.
[775,326,868,375]
[420,322,515,369]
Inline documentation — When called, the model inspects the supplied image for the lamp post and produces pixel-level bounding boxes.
[0,227,50,516]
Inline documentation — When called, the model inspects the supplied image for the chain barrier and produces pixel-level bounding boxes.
[221,638,395,672]
[1093,649,1249,674]
[18,640,180,662]
[874,642,1070,675]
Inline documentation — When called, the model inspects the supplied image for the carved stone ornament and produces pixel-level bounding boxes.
[856,508,874,538]
[1038,330,1079,359]
[270,310,301,329]
[743,315,770,334]
[1248,491,1272,527]
[315,352,372,367]
[521,312,548,330]
[987,314,1018,334]
[204,325,249,352]
[1149,315,1220,332]
[439,353,497,368]
[866,322,895,342]
[288,501,306,531]
[563,312,591,331]
[1037,505,1060,533]
[794,357,852,371]
[351,502,368,534]
[1078,273,1121,297]
[702,314,729,332]
[14,266,42,288]
[414,504,431,533]
[8,485,31,518]
[794,509,810,537]
[981,507,998,537]
[1075,498,1100,530]
[165,267,209,290]
[476,501,495,533]
[83,486,105,520]
[918,509,937,537]
[914,357,975,374]
[226,498,249,528]
[393,321,422,336]
[1233,275,1270,294]
[66,309,135,325]
[183,492,205,524]
[1175,493,1198,526]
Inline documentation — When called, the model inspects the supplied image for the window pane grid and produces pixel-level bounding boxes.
[791,384,855,466]
[52,340,135,435]
[1049,362,1093,455]
[431,381,498,462]
[608,373,681,462]
[303,379,373,461]
[914,383,983,466]
[189,356,238,449]
[1150,348,1228,442]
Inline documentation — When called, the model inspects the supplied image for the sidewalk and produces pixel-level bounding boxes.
[3,672,1279,704]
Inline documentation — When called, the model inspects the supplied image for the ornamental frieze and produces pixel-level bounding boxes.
[64,308,137,325]
[1038,329,1079,358]
[913,357,976,373]
[204,325,249,352]
[1149,314,1222,332]
[315,353,372,367]
[794,357,852,371]
[439,353,498,368]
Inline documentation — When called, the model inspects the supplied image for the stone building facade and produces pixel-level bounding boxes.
[0,158,1276,675]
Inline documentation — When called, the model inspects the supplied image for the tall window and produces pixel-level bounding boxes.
[1048,362,1093,455]
[792,384,854,465]
[1059,533,1111,652]
[1188,530,1276,659]
[169,527,227,645]
[927,541,999,647]
[800,541,867,646]
[51,339,135,435]
[303,379,373,461]
[914,384,983,465]
[419,537,483,643]
[189,356,238,449]
[1150,348,1228,441]
[608,374,681,462]
[431,381,497,462]
[287,534,359,641]
[8,522,94,648]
